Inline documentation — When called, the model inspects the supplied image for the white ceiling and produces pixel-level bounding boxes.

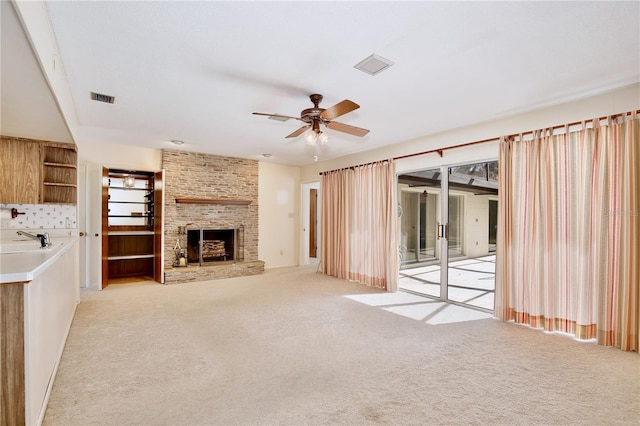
[6,1,640,166]
[0,0,73,143]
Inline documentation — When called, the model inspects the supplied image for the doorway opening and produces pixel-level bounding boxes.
[301,182,320,266]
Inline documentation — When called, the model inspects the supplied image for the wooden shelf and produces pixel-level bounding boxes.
[43,162,77,169]
[175,197,251,205]
[109,231,154,236]
[43,182,77,187]
[109,186,152,191]
[108,254,155,261]
[109,201,150,204]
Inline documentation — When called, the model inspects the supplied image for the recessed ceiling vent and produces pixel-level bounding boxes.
[354,54,394,76]
[90,92,115,104]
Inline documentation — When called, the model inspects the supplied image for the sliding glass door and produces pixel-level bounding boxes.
[398,161,498,311]
[398,168,441,298]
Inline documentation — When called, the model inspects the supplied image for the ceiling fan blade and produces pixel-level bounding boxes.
[286,125,310,138]
[320,100,360,121]
[252,112,302,122]
[326,121,369,137]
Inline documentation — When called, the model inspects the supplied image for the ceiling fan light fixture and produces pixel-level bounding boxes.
[253,93,369,140]
[354,54,394,76]
[305,129,318,146]
[319,132,329,145]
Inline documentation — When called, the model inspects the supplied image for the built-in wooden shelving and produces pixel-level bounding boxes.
[104,169,160,283]
[42,144,77,204]
[0,137,78,204]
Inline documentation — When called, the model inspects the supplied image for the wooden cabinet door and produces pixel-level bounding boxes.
[101,167,109,289]
[0,139,41,203]
[153,170,164,283]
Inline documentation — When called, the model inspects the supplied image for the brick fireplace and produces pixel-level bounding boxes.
[162,149,264,283]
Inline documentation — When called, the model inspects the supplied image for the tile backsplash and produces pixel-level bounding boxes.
[0,204,77,229]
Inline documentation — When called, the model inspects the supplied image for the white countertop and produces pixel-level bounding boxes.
[0,236,78,284]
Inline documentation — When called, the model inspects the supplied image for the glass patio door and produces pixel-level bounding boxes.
[398,161,498,311]
[398,166,445,299]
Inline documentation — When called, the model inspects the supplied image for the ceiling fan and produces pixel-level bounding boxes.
[253,94,369,144]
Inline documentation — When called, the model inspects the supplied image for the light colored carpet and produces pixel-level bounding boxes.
[44,266,639,425]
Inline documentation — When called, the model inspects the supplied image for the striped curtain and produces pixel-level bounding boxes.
[320,160,398,291]
[495,113,639,352]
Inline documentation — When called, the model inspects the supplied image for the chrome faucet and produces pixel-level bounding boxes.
[17,231,51,248]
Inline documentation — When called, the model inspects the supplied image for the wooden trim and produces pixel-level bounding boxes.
[175,198,251,205]
[101,167,109,289]
[309,188,317,258]
[0,135,77,152]
[154,170,164,284]
[1,283,26,426]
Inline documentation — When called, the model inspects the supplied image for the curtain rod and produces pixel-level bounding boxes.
[319,110,638,174]
[393,137,497,161]
[393,109,639,162]
[319,159,390,176]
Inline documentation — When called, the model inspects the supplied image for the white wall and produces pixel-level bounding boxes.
[462,193,492,258]
[79,139,162,171]
[258,161,300,268]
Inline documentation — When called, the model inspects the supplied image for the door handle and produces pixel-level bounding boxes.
[437,223,449,240]
[79,232,85,237]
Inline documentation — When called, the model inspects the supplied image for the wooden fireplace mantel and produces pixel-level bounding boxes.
[175,197,252,205]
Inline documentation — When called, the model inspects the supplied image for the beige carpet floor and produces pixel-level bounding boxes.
[44,266,639,425]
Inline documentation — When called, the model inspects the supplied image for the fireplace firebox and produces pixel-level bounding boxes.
[187,228,243,265]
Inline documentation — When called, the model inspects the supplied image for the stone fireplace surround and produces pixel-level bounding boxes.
[162,150,264,283]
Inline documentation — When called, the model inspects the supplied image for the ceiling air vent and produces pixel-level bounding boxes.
[354,54,394,76]
[90,92,115,104]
